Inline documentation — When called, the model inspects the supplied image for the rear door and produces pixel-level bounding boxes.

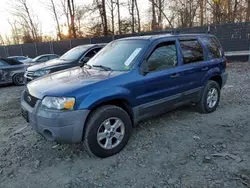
[176,37,208,102]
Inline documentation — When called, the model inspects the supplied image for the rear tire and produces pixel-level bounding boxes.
[197,80,221,113]
[83,105,132,158]
[13,73,25,86]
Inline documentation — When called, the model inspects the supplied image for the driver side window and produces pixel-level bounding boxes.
[147,41,178,72]
[85,48,102,59]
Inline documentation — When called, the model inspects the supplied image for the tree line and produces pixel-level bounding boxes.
[1,0,250,45]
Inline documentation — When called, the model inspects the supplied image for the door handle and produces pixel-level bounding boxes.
[170,73,180,79]
[201,67,209,71]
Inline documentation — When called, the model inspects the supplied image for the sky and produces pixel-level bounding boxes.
[0,0,86,36]
[0,0,150,37]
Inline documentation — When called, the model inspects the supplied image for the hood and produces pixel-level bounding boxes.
[27,67,124,99]
[27,59,74,71]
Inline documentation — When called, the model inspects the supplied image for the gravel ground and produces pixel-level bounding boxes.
[0,62,250,188]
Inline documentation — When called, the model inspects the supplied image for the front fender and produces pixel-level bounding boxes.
[77,87,135,110]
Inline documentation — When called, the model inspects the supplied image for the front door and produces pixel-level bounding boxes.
[134,40,184,117]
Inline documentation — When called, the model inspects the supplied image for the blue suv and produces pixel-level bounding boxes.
[21,34,228,158]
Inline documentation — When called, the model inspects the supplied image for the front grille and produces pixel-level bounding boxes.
[26,71,34,77]
[24,91,38,108]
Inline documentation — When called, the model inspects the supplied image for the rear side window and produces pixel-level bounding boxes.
[17,57,26,61]
[38,56,49,62]
[49,55,58,60]
[0,60,6,66]
[200,37,222,59]
[179,40,204,64]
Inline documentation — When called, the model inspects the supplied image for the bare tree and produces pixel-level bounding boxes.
[40,0,62,40]
[0,34,5,45]
[10,0,40,41]
[50,0,62,40]
[200,0,204,26]
[61,0,70,35]
[134,0,141,32]
[106,0,117,34]
[8,20,21,44]
[67,0,77,38]
[150,0,173,29]
[95,0,108,35]
[116,0,121,34]
[75,5,89,37]
[247,0,250,21]
[128,0,135,32]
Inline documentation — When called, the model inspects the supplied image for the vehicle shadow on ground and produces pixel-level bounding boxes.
[0,83,25,88]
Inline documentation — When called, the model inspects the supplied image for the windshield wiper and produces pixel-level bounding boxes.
[92,65,112,71]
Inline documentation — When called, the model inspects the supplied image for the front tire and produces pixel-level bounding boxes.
[13,73,25,86]
[198,80,221,113]
[83,105,132,158]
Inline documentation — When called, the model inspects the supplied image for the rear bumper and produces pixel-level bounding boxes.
[221,72,228,88]
[21,91,90,143]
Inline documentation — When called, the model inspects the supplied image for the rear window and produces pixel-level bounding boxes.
[200,37,222,59]
[179,40,204,64]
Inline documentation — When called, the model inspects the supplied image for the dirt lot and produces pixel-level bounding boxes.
[0,62,250,188]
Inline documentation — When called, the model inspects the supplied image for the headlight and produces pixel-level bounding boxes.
[41,97,75,110]
[34,70,50,77]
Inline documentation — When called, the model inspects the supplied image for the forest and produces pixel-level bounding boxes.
[1,0,250,45]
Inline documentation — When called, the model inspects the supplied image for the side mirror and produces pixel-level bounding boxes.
[139,60,150,76]
[79,57,91,66]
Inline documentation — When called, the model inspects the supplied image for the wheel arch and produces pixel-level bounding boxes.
[208,74,222,88]
[82,98,134,142]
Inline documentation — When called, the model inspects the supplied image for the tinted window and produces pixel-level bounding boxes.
[180,40,204,64]
[147,42,177,72]
[37,56,49,62]
[201,37,222,59]
[0,60,6,66]
[16,57,27,61]
[85,48,102,58]
[87,40,147,71]
[60,46,87,61]
[49,55,58,60]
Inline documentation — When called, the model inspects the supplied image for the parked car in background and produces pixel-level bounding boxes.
[8,56,33,63]
[24,44,106,82]
[21,34,228,158]
[0,58,27,85]
[29,54,60,65]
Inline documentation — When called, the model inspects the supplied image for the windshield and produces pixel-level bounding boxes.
[59,46,87,61]
[87,40,148,71]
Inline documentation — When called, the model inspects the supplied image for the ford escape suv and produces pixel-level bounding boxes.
[21,34,228,158]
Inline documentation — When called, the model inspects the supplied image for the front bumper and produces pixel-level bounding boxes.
[21,91,90,143]
[221,72,228,88]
